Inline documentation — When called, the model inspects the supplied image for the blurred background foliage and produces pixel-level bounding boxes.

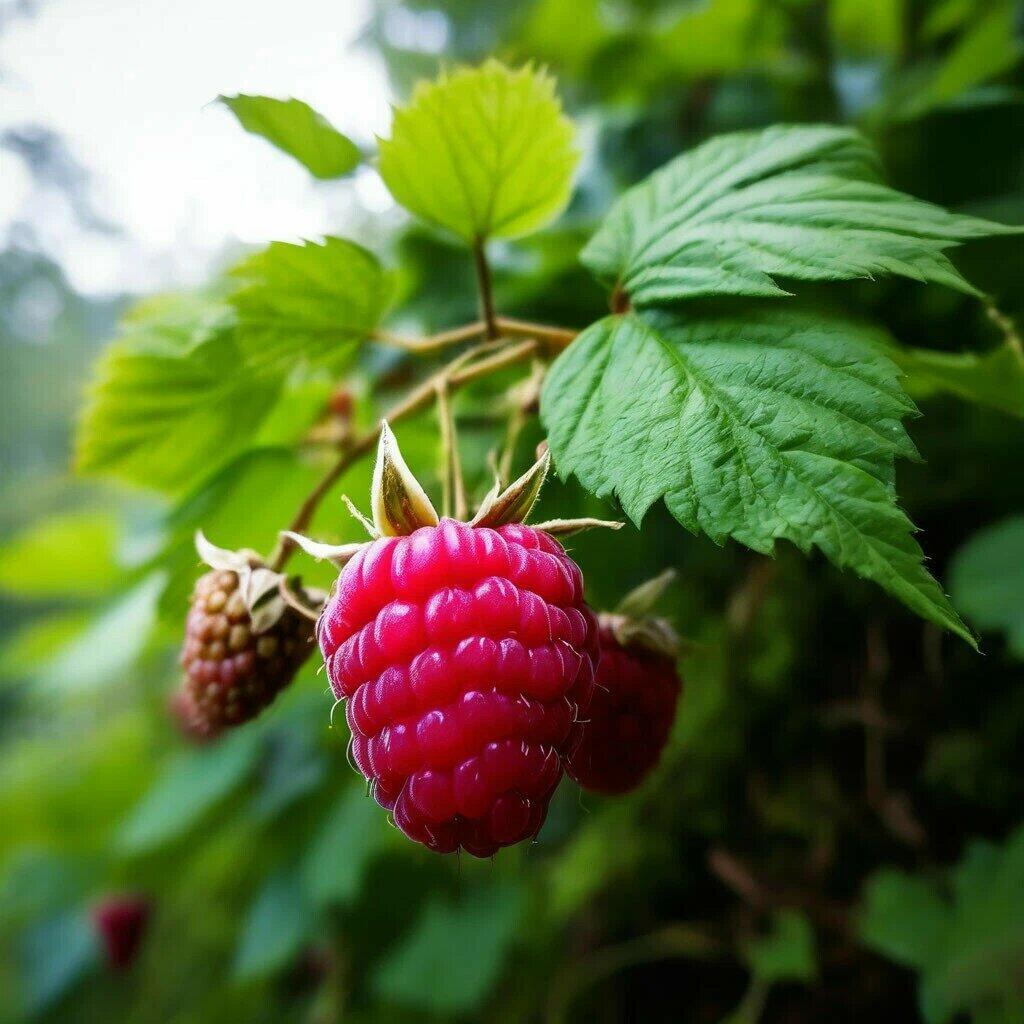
[2,0,1024,1021]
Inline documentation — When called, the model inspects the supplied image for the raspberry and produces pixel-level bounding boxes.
[180,569,315,733]
[92,896,150,970]
[566,619,681,795]
[167,687,219,742]
[318,518,599,857]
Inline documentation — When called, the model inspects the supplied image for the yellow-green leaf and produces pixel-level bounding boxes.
[378,60,578,242]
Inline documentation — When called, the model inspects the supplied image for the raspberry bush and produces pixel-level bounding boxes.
[4,7,1024,1022]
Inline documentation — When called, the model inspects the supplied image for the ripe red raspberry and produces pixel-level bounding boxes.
[91,896,150,970]
[180,569,315,734]
[566,619,681,795]
[318,518,599,857]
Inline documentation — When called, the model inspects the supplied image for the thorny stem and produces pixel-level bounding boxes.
[268,338,540,571]
[472,237,499,339]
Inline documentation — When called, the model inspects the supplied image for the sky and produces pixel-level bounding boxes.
[0,0,400,296]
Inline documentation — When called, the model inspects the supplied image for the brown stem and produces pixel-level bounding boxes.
[268,339,539,571]
[435,377,467,521]
[373,320,486,353]
[496,316,577,350]
[472,237,499,339]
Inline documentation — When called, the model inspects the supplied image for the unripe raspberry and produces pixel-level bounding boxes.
[180,569,315,733]
[328,387,354,421]
[318,518,599,857]
[92,896,150,970]
[566,619,681,795]
[167,687,219,742]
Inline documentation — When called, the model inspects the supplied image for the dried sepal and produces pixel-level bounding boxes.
[602,612,680,661]
[371,422,440,537]
[277,576,328,622]
[194,530,261,573]
[280,530,366,566]
[472,449,550,528]
[194,531,287,634]
[602,569,680,660]
[533,518,624,538]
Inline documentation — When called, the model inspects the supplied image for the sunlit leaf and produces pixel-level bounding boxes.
[949,515,1024,655]
[219,94,361,179]
[582,124,1017,304]
[76,321,279,495]
[118,727,263,854]
[372,883,522,1012]
[230,237,390,370]
[378,60,578,241]
[542,306,973,644]
[0,512,120,598]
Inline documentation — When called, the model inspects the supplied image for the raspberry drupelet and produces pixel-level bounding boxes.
[318,518,599,857]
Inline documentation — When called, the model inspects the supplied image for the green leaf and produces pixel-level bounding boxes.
[19,910,97,1013]
[230,237,390,370]
[378,59,578,242]
[900,2,1023,120]
[861,826,1024,1024]
[0,512,120,598]
[303,787,387,907]
[541,306,974,644]
[233,872,316,980]
[891,340,1024,418]
[219,94,360,179]
[372,883,522,1013]
[949,516,1024,655]
[34,572,164,694]
[76,305,279,495]
[582,124,1017,304]
[744,910,816,985]
[118,727,262,854]
[0,612,91,681]
[859,870,950,969]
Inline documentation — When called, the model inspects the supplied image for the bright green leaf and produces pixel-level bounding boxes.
[219,94,360,179]
[541,306,974,644]
[892,340,1024,418]
[233,872,316,980]
[118,727,262,854]
[372,883,522,1013]
[230,237,389,370]
[949,516,1024,655]
[744,910,816,985]
[34,572,164,694]
[0,512,120,598]
[378,59,578,242]
[901,2,1023,120]
[582,124,1017,304]
[303,787,387,907]
[76,313,279,495]
[0,612,91,681]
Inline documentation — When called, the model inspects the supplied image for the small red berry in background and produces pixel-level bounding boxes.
[91,896,150,971]
[566,571,682,795]
[328,387,354,422]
